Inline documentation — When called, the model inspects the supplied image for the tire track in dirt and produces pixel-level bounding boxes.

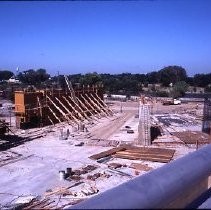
[91,111,136,140]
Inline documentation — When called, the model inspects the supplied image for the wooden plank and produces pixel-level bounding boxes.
[89,145,175,161]
[89,146,127,160]
[114,152,172,160]
[80,94,101,117]
[116,150,174,158]
[85,93,107,117]
[124,145,175,155]
[23,198,50,209]
[63,96,86,120]
[94,92,114,114]
[89,93,110,116]
[118,149,174,156]
[113,154,170,163]
[121,149,174,156]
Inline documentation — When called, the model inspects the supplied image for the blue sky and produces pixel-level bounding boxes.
[0,0,211,76]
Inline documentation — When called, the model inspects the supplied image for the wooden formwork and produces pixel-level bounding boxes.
[15,85,108,129]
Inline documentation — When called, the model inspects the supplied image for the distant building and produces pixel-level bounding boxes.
[7,76,21,84]
[130,96,139,101]
[110,94,127,101]
[187,86,205,94]
[142,83,167,93]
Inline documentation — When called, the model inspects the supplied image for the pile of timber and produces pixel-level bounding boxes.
[15,198,56,210]
[172,131,211,145]
[129,163,153,171]
[89,145,175,163]
[89,145,127,160]
[87,139,120,147]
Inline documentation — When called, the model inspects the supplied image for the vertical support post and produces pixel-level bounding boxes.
[137,99,151,146]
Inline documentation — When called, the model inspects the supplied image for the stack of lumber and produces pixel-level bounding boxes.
[22,198,56,209]
[89,145,175,163]
[172,131,211,145]
[113,146,175,163]
[89,145,127,160]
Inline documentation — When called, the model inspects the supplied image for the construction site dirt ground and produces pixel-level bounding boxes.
[0,99,208,208]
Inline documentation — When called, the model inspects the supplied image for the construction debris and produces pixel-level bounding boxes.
[75,142,84,146]
[45,182,84,197]
[87,172,111,181]
[22,198,55,209]
[89,145,127,160]
[97,156,112,163]
[129,163,153,171]
[108,168,133,178]
[127,129,134,134]
[172,131,211,145]
[4,197,56,210]
[86,139,120,147]
[108,162,125,169]
[67,165,98,177]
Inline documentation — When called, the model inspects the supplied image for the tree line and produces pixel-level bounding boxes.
[0,66,211,97]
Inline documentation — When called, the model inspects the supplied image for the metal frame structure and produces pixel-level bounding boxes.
[202,97,211,135]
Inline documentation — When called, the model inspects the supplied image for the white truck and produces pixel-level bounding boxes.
[162,98,181,105]
[173,99,181,105]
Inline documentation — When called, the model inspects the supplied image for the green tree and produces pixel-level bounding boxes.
[171,81,189,98]
[146,71,160,84]
[18,69,50,85]
[159,66,187,86]
[0,70,14,81]
[193,73,211,87]
[80,72,102,85]
[36,69,50,83]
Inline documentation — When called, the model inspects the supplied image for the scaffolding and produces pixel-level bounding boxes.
[202,97,211,135]
[136,96,152,146]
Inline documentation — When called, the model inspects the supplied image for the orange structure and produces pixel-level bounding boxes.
[15,84,109,129]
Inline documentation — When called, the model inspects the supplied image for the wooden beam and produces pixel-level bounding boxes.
[89,146,127,160]
[88,93,110,116]
[46,95,71,123]
[37,96,42,118]
[75,96,100,119]
[47,106,61,123]
[80,94,101,117]
[94,92,114,115]
[47,116,54,126]
[64,75,78,103]
[84,94,107,117]
[63,96,88,121]
[55,97,80,124]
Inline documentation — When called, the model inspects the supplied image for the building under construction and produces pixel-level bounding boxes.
[15,79,112,129]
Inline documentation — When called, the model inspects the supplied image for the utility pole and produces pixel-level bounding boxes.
[120,99,123,113]
[57,71,60,89]
[9,107,11,128]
